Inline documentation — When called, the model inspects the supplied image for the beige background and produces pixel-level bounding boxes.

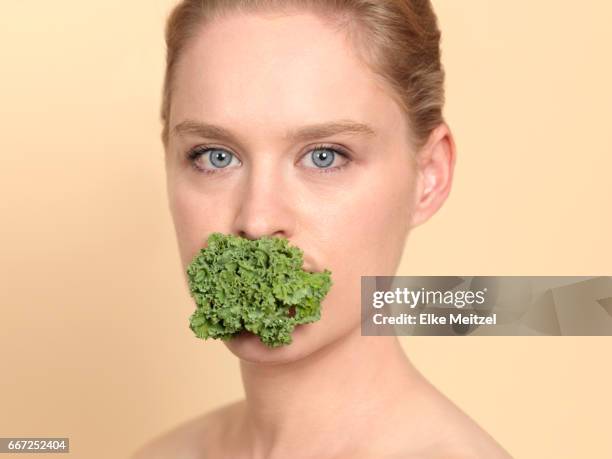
[1,1,610,458]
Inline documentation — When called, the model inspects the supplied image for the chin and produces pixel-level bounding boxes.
[223,320,331,365]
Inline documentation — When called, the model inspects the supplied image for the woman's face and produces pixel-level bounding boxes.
[165,11,420,363]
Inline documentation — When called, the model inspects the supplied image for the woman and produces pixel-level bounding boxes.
[135,0,512,457]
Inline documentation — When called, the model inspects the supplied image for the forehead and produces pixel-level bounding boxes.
[170,11,405,140]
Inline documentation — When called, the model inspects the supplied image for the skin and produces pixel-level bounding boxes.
[133,9,512,459]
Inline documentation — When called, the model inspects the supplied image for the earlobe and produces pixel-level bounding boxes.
[409,123,457,229]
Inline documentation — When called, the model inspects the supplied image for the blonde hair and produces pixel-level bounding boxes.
[161,0,445,151]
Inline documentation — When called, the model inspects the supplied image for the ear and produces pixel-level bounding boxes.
[409,123,457,229]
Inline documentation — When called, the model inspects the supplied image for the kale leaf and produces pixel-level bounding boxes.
[187,232,332,347]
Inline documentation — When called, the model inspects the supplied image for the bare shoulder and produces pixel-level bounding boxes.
[364,448,510,459]
[347,451,502,459]
[420,382,513,459]
[370,379,514,459]
[130,400,242,459]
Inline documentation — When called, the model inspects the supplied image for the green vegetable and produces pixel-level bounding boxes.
[186,232,333,347]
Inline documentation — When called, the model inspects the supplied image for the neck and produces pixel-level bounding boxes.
[237,327,423,458]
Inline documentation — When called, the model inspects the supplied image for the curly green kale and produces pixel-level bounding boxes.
[187,232,332,347]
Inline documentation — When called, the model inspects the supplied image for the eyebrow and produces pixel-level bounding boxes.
[171,119,377,144]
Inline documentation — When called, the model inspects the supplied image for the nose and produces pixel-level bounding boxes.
[232,161,295,241]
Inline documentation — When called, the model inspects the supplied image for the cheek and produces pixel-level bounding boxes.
[167,180,221,268]
[316,165,416,329]
[323,164,416,274]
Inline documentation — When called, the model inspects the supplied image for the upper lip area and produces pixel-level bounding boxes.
[301,258,318,273]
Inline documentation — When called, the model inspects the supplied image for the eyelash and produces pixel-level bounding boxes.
[186,143,351,176]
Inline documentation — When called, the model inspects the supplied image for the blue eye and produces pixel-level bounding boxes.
[301,145,350,173]
[187,144,350,175]
[209,149,232,168]
[187,147,240,174]
[311,148,335,167]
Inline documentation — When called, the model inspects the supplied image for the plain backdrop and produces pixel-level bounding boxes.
[1,1,611,458]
